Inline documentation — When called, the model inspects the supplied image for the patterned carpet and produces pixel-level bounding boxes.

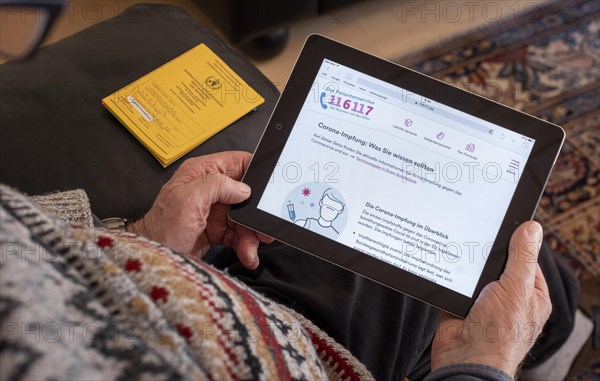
[397,1,599,379]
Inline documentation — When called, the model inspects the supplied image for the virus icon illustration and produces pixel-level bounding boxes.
[302,188,311,197]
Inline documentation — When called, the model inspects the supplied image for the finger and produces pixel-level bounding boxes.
[197,151,252,180]
[536,265,553,324]
[221,151,253,179]
[173,151,252,184]
[235,225,261,269]
[534,263,550,297]
[256,231,274,244]
[227,216,273,244]
[225,216,273,246]
[437,310,454,326]
[505,221,543,284]
[195,172,252,206]
[435,311,462,341]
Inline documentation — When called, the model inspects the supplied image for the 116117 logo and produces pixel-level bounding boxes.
[321,94,374,116]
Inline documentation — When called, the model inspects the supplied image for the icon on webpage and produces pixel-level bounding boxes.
[436,132,445,140]
[404,118,413,127]
[286,201,296,221]
[465,143,476,153]
[319,92,328,110]
[507,159,520,175]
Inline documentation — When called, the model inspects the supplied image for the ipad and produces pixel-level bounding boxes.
[229,34,564,317]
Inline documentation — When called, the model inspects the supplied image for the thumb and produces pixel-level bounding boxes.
[200,172,252,206]
[504,221,543,284]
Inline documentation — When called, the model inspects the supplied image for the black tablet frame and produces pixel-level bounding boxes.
[229,34,565,317]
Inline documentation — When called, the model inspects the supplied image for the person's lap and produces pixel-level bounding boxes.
[226,241,436,380]
[225,241,578,380]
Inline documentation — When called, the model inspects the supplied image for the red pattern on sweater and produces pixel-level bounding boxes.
[213,269,293,381]
[150,286,169,303]
[96,236,114,248]
[309,330,361,381]
[124,258,142,272]
[148,255,241,381]
[176,324,194,343]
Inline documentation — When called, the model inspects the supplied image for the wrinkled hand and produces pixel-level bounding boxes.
[431,221,552,378]
[127,151,272,269]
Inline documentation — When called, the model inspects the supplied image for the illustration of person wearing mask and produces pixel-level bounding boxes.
[295,188,345,239]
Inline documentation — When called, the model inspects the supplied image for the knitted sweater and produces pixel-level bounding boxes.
[1,185,514,381]
[0,185,374,380]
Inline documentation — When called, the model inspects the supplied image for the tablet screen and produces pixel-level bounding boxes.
[257,58,535,298]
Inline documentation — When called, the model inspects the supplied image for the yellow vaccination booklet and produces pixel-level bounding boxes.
[102,44,265,167]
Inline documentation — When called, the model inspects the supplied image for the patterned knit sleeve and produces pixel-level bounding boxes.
[30,189,94,228]
[2,184,374,380]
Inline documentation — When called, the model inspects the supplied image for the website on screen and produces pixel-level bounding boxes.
[258,59,534,297]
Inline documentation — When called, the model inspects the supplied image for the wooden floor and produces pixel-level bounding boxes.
[41,0,546,90]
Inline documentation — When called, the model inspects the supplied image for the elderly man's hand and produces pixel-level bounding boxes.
[127,151,272,269]
[431,221,552,378]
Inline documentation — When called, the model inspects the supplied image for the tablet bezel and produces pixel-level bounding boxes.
[229,34,564,317]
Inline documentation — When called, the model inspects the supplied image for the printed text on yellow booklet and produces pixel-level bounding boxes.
[102,43,265,167]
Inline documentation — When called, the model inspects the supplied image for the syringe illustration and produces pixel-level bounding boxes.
[287,201,296,221]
